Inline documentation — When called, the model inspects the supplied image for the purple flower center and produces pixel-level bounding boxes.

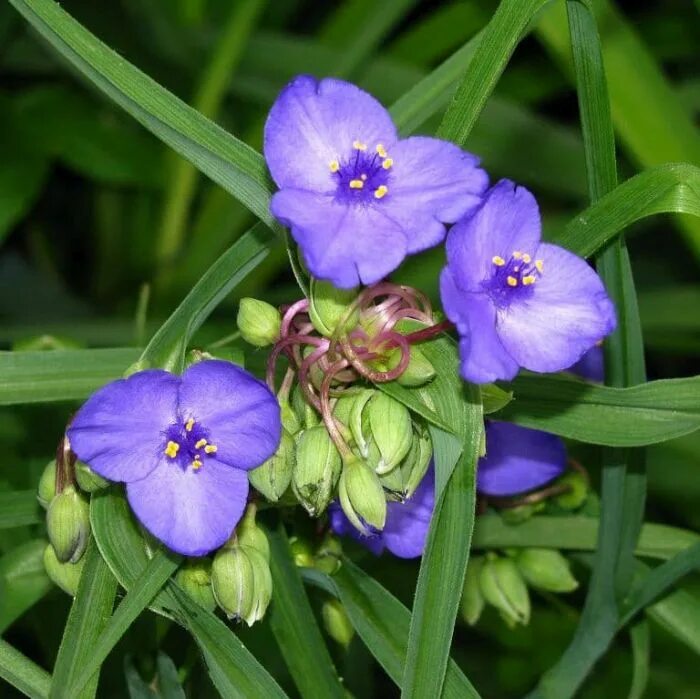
[162,418,218,472]
[330,141,393,205]
[483,251,544,308]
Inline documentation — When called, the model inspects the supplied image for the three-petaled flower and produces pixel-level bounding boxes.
[67,360,281,556]
[265,75,488,288]
[441,179,616,384]
[330,467,434,558]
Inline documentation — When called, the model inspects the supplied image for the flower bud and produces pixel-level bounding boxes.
[292,384,320,429]
[280,397,302,435]
[249,430,295,502]
[332,394,357,427]
[553,470,589,510]
[367,393,412,475]
[500,502,543,525]
[211,546,272,626]
[460,557,485,626]
[292,426,341,516]
[479,556,530,627]
[74,460,109,493]
[322,598,354,648]
[43,543,85,596]
[314,534,343,575]
[515,548,578,593]
[289,536,315,568]
[236,506,270,561]
[348,389,375,457]
[338,458,386,535]
[396,346,436,387]
[400,425,432,499]
[37,460,57,509]
[47,485,91,563]
[175,559,216,612]
[309,279,359,337]
[237,298,281,347]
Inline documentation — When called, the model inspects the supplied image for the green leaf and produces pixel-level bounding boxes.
[0,491,42,528]
[124,653,185,699]
[0,348,140,406]
[0,539,52,632]
[69,551,181,697]
[171,586,288,699]
[323,560,479,698]
[50,539,118,699]
[554,163,700,259]
[437,0,550,144]
[0,638,51,699]
[267,528,344,699]
[139,223,275,372]
[498,373,700,447]
[9,0,277,230]
[646,583,700,657]
[627,620,650,699]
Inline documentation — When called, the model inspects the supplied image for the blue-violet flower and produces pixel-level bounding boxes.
[477,421,566,496]
[265,75,489,289]
[67,360,281,556]
[440,179,616,383]
[330,467,434,558]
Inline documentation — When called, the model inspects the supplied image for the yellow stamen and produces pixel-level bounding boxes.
[382,158,393,169]
[376,143,387,158]
[522,253,532,263]
[507,276,518,287]
[329,160,340,173]
[492,255,505,266]
[164,441,180,458]
[204,444,218,454]
[360,173,367,181]
[522,275,537,285]
[185,418,195,432]
[192,458,203,471]
[512,251,523,260]
[535,259,544,273]
[349,179,364,189]
[195,438,207,449]
[374,185,388,199]
[353,140,367,151]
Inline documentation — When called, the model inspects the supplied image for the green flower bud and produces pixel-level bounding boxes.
[211,546,272,626]
[47,485,91,563]
[309,279,359,337]
[237,298,281,347]
[480,383,514,414]
[322,598,354,648]
[43,543,85,596]
[280,397,302,435]
[332,393,359,427]
[292,426,341,516]
[500,503,543,525]
[175,559,216,612]
[460,557,485,626]
[292,384,320,429]
[516,548,578,593]
[289,536,315,568]
[74,460,109,493]
[236,506,270,561]
[367,393,412,475]
[400,425,433,499]
[479,556,530,627]
[379,465,405,501]
[338,458,386,535]
[314,534,343,575]
[249,430,295,502]
[348,389,375,457]
[37,460,56,509]
[553,470,589,510]
[396,346,436,387]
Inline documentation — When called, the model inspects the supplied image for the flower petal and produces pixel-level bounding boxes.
[329,504,385,555]
[67,370,178,483]
[568,345,605,383]
[179,360,281,471]
[264,75,397,191]
[382,468,434,559]
[445,179,541,292]
[440,268,519,383]
[127,458,248,556]
[382,137,488,253]
[497,243,616,374]
[271,189,407,288]
[477,421,566,496]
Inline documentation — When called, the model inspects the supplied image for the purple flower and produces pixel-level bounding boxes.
[329,467,434,559]
[264,75,488,289]
[569,344,604,382]
[440,180,616,384]
[67,360,281,556]
[478,421,566,496]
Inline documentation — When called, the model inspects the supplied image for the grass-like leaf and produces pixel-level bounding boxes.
[0,638,51,699]
[0,491,42,528]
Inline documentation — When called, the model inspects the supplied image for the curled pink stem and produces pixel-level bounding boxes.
[266,334,328,390]
[319,357,354,459]
[280,299,310,339]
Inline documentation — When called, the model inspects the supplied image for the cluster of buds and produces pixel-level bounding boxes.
[239,280,444,534]
[38,437,108,595]
[461,549,578,628]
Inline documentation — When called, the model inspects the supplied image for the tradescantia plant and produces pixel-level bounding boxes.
[2,1,700,698]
